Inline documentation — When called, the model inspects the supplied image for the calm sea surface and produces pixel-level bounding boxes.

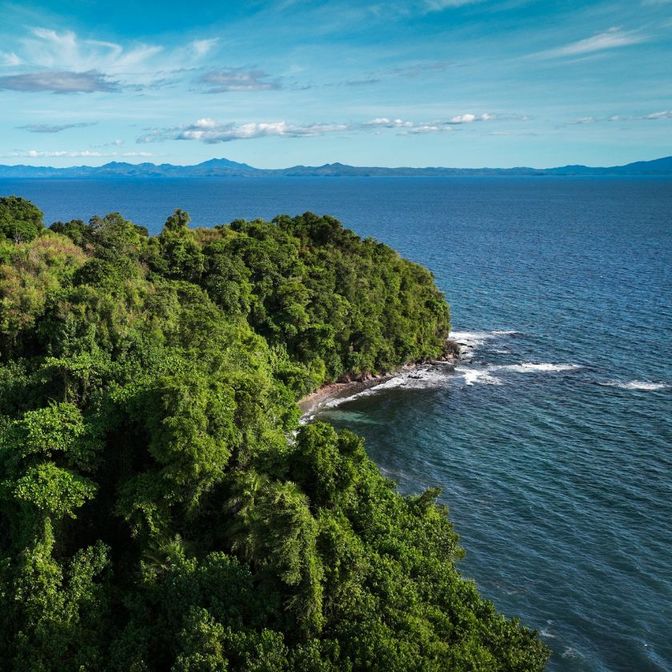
[2,176,671,672]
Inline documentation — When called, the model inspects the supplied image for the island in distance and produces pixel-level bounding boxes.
[1,155,671,179]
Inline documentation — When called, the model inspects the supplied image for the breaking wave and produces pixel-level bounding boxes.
[449,330,519,359]
[602,380,669,391]
[494,363,582,374]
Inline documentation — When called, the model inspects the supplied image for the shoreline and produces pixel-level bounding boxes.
[298,339,462,420]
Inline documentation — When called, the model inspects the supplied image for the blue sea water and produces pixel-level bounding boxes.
[2,176,671,672]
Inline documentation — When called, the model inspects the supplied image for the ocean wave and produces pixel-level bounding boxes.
[454,362,581,385]
[449,329,519,359]
[320,367,451,410]
[449,329,518,345]
[602,380,669,391]
[561,647,584,660]
[454,366,502,386]
[494,362,582,374]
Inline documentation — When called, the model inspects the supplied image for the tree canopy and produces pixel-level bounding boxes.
[0,202,548,671]
[0,195,44,243]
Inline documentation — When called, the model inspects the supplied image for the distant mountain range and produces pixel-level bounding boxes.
[0,155,671,178]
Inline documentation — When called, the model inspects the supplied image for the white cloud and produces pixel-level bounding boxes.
[139,118,351,143]
[18,122,97,132]
[0,51,22,66]
[569,116,597,125]
[564,110,672,125]
[367,113,494,130]
[198,68,281,92]
[191,38,219,57]
[1,26,224,91]
[644,110,672,119]
[366,119,441,135]
[424,0,484,11]
[449,113,496,123]
[22,27,163,74]
[138,112,499,144]
[0,70,118,93]
[365,118,415,128]
[532,27,646,59]
[406,124,446,134]
[5,149,153,158]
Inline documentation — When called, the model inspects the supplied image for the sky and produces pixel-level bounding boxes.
[0,0,671,168]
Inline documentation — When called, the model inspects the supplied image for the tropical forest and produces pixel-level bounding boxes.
[0,196,548,671]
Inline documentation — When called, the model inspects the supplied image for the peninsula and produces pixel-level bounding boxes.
[0,196,548,671]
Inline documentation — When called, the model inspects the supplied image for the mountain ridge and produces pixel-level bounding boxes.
[0,155,671,178]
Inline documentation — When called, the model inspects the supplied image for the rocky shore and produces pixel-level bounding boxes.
[299,338,462,419]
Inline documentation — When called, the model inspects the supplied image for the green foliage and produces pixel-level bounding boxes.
[0,199,548,671]
[0,196,44,242]
[49,219,88,246]
[3,520,110,672]
[0,233,87,350]
[8,462,97,518]
[151,210,205,282]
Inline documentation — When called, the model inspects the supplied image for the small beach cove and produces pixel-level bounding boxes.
[299,339,461,421]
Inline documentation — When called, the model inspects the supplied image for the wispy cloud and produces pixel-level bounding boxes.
[329,60,453,89]
[138,118,350,143]
[532,27,646,59]
[0,70,118,93]
[2,27,222,91]
[5,149,153,158]
[0,51,22,66]
[644,110,672,119]
[18,122,98,133]
[344,77,381,87]
[139,112,498,144]
[198,68,281,92]
[449,112,495,123]
[21,27,163,73]
[568,116,598,125]
[389,60,454,77]
[365,113,495,131]
[565,110,672,125]
[190,38,219,58]
[365,118,415,129]
[424,0,484,11]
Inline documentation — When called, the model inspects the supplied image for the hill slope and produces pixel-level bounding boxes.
[0,155,670,178]
[0,199,548,671]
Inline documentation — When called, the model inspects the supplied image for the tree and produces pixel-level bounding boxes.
[0,196,44,242]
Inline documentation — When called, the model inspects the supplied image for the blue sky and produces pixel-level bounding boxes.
[0,0,670,168]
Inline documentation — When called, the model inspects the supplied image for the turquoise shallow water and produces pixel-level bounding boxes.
[2,176,671,671]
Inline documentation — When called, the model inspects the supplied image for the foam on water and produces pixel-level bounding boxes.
[320,367,452,410]
[454,366,502,386]
[454,360,582,386]
[311,337,584,409]
[494,362,582,374]
[449,329,519,360]
[602,380,669,391]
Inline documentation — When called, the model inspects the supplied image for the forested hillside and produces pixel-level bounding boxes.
[0,196,548,671]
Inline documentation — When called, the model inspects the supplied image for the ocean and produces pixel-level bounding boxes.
[2,176,671,671]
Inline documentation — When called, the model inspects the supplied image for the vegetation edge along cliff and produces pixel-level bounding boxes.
[0,195,548,671]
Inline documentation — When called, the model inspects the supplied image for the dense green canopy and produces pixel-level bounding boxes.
[0,201,548,671]
[0,195,44,243]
